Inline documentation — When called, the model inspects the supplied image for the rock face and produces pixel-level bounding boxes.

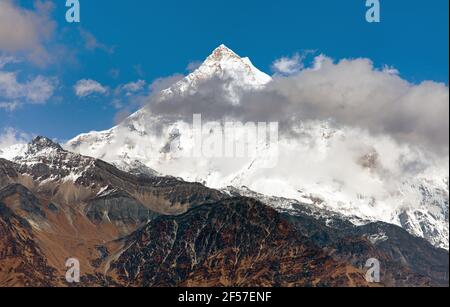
[85,189,160,235]
[0,137,448,287]
[350,222,449,285]
[109,198,370,287]
[0,192,57,287]
[0,184,46,221]
[284,213,448,286]
[0,159,17,190]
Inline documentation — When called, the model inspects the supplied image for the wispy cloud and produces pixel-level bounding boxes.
[0,69,57,110]
[74,79,109,98]
[110,80,151,120]
[272,53,304,75]
[119,80,146,96]
[0,101,20,111]
[134,64,145,78]
[186,61,202,73]
[79,28,115,54]
[149,74,184,93]
[0,54,19,69]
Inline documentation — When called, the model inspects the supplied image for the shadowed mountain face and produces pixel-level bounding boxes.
[0,137,448,287]
[86,190,160,226]
[0,200,57,287]
[0,159,17,190]
[108,198,370,287]
[284,213,448,286]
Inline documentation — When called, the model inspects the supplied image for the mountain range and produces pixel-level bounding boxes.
[0,45,448,287]
[64,45,449,251]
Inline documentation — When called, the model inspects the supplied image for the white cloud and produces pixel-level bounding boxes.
[267,56,449,152]
[147,54,448,154]
[0,127,30,151]
[0,101,20,111]
[0,54,19,69]
[0,0,56,66]
[74,79,109,97]
[0,69,57,110]
[272,53,304,75]
[120,80,146,95]
[111,80,149,121]
[149,74,184,93]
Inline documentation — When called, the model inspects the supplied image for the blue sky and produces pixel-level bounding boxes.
[0,0,448,142]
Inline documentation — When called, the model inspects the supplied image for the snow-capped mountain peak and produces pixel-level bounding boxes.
[0,136,62,163]
[199,44,271,86]
[25,136,63,155]
[206,44,241,62]
[160,44,272,100]
[3,136,96,184]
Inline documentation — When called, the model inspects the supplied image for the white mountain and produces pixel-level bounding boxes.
[2,45,448,250]
[161,44,272,101]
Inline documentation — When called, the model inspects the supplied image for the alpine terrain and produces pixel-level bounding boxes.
[0,45,448,287]
[66,45,449,251]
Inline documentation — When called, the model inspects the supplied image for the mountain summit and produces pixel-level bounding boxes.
[194,44,271,86]
[201,44,272,85]
[160,44,271,100]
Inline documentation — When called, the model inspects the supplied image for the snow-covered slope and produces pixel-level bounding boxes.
[161,44,271,102]
[0,143,28,161]
[4,136,96,184]
[16,44,448,250]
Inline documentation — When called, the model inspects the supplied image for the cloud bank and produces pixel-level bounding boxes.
[0,55,57,110]
[146,54,449,154]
